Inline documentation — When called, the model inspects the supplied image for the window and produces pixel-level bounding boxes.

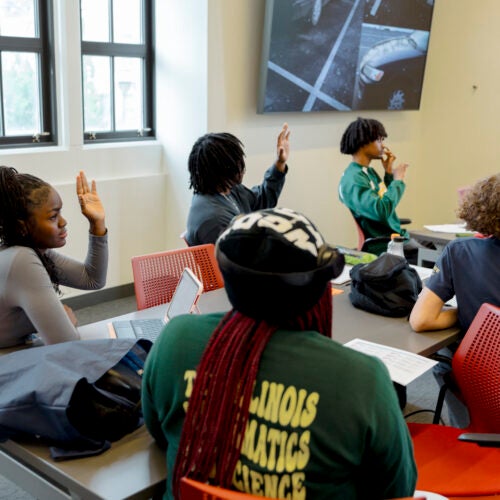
[0,0,56,148]
[80,0,154,143]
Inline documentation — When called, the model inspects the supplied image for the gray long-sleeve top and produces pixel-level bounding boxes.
[0,233,108,348]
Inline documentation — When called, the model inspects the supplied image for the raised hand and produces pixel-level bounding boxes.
[275,123,291,172]
[76,171,106,236]
[381,146,396,174]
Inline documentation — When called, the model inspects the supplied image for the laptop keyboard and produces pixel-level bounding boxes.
[131,319,165,342]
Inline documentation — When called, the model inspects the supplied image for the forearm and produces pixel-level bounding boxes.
[410,306,458,332]
[410,287,458,332]
[250,164,287,209]
[50,232,108,289]
[89,219,106,236]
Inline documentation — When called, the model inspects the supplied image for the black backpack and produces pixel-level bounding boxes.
[349,253,422,317]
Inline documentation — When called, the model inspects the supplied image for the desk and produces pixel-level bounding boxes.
[410,228,457,250]
[0,426,165,500]
[410,228,457,267]
[0,287,460,499]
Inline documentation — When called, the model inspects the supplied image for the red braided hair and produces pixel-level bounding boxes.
[172,283,333,497]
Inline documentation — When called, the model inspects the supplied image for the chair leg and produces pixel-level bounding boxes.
[433,383,448,424]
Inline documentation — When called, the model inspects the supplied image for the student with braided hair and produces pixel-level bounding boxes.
[142,207,417,499]
[0,166,108,347]
[185,124,290,246]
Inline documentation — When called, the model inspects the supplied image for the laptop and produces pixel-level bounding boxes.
[110,267,203,342]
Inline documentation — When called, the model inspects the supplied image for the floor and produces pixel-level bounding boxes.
[0,295,453,499]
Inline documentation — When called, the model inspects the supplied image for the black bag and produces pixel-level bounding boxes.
[0,338,152,458]
[349,253,422,317]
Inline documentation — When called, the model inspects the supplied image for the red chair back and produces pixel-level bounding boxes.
[131,244,224,310]
[452,302,500,432]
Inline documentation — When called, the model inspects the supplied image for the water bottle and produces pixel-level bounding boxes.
[387,233,405,258]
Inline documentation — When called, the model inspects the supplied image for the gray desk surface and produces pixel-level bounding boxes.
[409,228,457,248]
[1,286,460,500]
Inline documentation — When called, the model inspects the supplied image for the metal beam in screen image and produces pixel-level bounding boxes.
[258,0,435,113]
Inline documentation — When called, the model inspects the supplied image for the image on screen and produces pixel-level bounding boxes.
[258,0,435,113]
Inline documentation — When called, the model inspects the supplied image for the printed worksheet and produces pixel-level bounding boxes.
[344,338,438,386]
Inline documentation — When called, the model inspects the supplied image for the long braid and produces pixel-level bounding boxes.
[0,165,60,292]
[172,285,332,497]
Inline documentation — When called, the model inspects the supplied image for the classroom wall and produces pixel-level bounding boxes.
[205,0,500,246]
[0,0,498,299]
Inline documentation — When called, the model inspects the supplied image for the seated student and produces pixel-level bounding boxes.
[185,124,290,246]
[338,117,420,261]
[410,173,500,426]
[0,167,108,348]
[142,207,417,500]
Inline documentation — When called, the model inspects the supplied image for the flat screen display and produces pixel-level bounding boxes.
[258,0,435,112]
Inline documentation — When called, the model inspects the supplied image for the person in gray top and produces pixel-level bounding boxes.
[185,124,290,246]
[0,167,108,348]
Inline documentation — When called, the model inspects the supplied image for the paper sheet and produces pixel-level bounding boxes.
[344,338,438,386]
[423,223,467,233]
[331,265,352,285]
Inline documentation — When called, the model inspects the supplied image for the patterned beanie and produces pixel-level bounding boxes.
[215,207,344,321]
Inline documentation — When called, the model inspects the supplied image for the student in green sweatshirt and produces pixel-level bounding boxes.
[338,117,420,261]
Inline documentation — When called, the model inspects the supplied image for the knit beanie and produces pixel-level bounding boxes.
[215,207,344,322]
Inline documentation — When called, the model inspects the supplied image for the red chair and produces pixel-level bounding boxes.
[131,244,224,310]
[408,302,500,497]
[348,211,411,255]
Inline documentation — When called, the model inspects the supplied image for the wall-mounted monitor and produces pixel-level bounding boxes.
[258,0,435,113]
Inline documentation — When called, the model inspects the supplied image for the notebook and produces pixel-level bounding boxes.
[110,268,203,342]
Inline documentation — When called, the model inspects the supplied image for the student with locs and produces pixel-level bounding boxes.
[185,123,290,246]
[410,173,500,427]
[0,167,108,348]
[142,207,417,499]
[338,117,421,262]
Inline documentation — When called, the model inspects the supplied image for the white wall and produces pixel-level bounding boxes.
[1,0,498,298]
[205,0,500,245]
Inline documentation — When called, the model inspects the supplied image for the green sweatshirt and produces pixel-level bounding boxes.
[142,313,417,500]
[339,162,407,242]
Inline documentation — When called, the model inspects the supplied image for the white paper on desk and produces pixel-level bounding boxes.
[331,265,352,285]
[423,223,466,233]
[344,338,438,386]
[410,265,433,281]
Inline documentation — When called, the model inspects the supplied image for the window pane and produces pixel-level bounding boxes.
[81,0,110,42]
[2,52,40,135]
[83,55,111,131]
[115,57,143,130]
[0,0,36,37]
[113,0,142,43]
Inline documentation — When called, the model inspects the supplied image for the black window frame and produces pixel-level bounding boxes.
[0,0,57,148]
[80,0,155,144]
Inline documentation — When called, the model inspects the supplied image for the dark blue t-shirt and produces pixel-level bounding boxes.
[426,237,500,332]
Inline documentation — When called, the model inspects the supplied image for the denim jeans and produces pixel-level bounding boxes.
[432,345,470,428]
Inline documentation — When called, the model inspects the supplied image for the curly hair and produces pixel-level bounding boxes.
[457,173,500,238]
[188,132,246,194]
[0,165,61,291]
[340,117,387,155]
